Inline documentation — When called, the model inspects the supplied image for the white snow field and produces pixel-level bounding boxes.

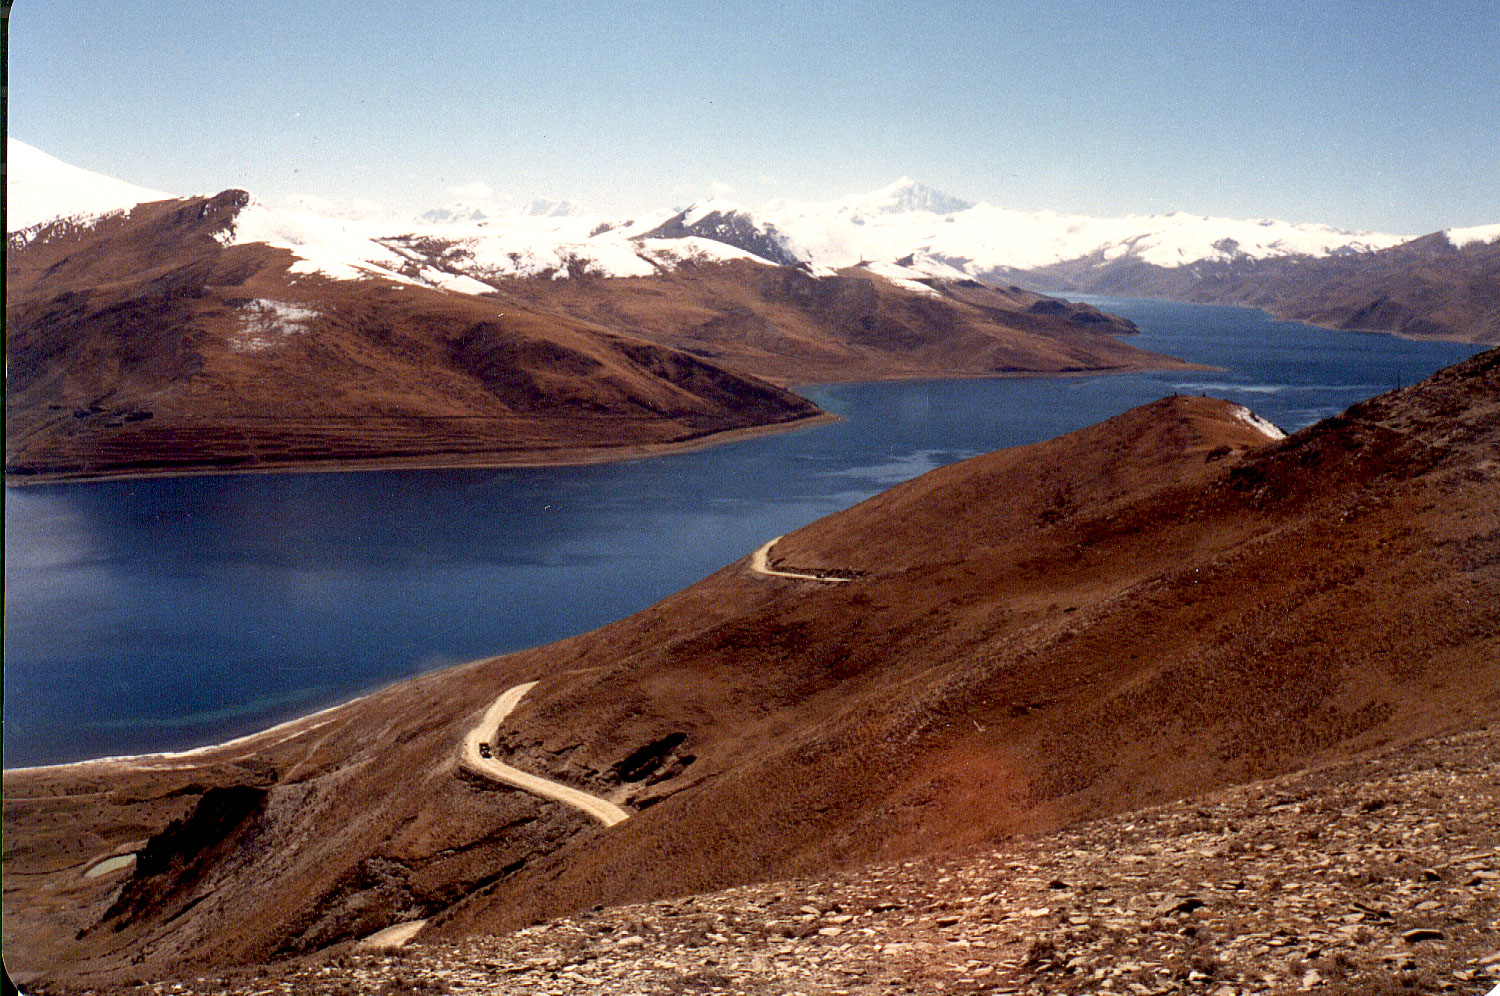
[6,138,173,236]
[14,141,1488,301]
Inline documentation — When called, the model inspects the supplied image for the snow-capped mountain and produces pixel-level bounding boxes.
[649,181,1414,285]
[9,138,1496,334]
[418,195,585,225]
[521,197,585,218]
[5,138,172,235]
[834,176,976,216]
[417,203,494,225]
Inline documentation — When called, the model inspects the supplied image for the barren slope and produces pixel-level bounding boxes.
[3,193,824,481]
[98,724,1500,996]
[412,260,1194,384]
[4,352,1496,989]
[5,191,1195,483]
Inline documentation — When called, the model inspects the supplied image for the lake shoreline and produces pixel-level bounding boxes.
[2,411,845,488]
[1070,291,1498,347]
[2,362,1217,488]
[7,300,1482,768]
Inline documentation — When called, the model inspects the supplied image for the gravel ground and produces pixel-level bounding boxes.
[40,724,1499,996]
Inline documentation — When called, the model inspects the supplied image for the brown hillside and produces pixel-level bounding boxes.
[437,260,1192,384]
[3,194,823,481]
[3,352,1496,989]
[5,195,1193,483]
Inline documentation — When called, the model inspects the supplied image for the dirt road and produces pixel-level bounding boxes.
[459,682,629,827]
[749,537,850,582]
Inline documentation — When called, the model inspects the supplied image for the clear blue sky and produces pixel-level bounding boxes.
[8,0,1498,232]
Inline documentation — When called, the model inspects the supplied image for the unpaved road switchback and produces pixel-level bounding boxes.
[750,536,850,583]
[459,681,630,827]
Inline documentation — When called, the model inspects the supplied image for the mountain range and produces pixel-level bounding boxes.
[641,181,1499,344]
[4,139,1497,991]
[11,139,1496,347]
[4,141,1189,481]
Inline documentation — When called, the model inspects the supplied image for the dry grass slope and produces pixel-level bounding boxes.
[3,350,1495,991]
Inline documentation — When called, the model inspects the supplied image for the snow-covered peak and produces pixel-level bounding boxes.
[419,203,496,225]
[6,138,173,233]
[419,196,588,225]
[837,177,975,216]
[523,197,584,218]
[680,196,751,227]
[1445,223,1500,249]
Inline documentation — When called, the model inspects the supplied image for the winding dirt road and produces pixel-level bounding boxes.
[750,536,851,582]
[459,682,629,827]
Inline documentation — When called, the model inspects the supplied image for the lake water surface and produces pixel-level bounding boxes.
[3,300,1484,766]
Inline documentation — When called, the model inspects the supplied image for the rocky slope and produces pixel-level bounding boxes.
[4,349,1495,990]
[55,722,1499,995]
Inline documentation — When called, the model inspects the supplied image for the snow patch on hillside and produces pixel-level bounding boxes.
[859,260,943,297]
[418,225,656,280]
[639,237,775,267]
[418,268,496,294]
[221,201,422,284]
[232,299,319,352]
[1232,405,1286,440]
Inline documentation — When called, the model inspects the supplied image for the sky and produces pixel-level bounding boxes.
[8,0,1499,233]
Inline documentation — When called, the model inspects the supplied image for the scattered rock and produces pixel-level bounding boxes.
[1403,928,1446,943]
[74,723,1499,995]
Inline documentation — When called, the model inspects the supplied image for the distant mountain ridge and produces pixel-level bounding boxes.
[640,183,1410,278]
[419,197,586,224]
[1018,229,1500,344]
[8,138,1497,343]
[631,191,1497,342]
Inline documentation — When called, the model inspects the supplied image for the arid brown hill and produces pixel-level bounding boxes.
[454,264,1168,385]
[5,195,1189,482]
[1012,231,1500,344]
[4,351,1496,990]
[3,192,824,481]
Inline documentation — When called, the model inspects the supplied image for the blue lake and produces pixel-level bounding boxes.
[3,300,1484,767]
